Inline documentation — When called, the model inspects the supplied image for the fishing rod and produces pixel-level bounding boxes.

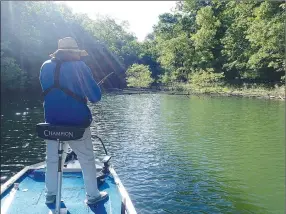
[97,72,115,86]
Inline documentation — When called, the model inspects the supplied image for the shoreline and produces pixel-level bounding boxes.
[1,85,284,101]
[105,87,285,101]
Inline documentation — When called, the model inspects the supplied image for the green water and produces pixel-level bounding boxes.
[1,93,285,213]
[159,95,285,213]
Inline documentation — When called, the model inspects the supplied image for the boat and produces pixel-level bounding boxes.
[1,123,137,214]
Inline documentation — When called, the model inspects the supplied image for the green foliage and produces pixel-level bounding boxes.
[138,39,162,80]
[0,0,284,93]
[159,71,182,85]
[189,70,225,87]
[152,0,284,86]
[83,15,140,67]
[1,41,27,90]
[157,33,194,76]
[220,2,255,80]
[281,75,285,84]
[191,6,221,69]
[126,64,154,88]
[0,1,141,92]
[1,56,27,91]
[245,1,285,80]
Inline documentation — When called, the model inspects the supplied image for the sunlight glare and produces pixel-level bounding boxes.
[56,1,175,41]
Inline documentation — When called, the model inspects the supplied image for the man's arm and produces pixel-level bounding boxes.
[39,61,49,91]
[80,64,101,103]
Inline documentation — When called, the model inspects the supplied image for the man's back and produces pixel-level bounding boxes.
[42,37,108,205]
[40,59,101,127]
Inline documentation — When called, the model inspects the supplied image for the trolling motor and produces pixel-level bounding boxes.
[36,123,86,214]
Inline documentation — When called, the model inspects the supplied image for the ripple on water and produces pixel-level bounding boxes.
[1,94,285,214]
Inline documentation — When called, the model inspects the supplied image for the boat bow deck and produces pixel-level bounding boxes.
[1,162,136,214]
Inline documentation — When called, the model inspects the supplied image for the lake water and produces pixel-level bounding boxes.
[1,93,285,214]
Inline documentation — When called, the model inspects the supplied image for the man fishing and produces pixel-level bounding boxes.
[39,37,108,205]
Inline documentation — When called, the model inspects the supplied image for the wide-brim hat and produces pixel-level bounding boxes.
[49,37,88,58]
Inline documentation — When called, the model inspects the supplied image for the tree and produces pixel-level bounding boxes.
[138,39,162,80]
[157,33,195,82]
[0,1,140,91]
[220,1,257,80]
[245,1,285,82]
[191,6,221,70]
[151,0,284,85]
[126,64,154,88]
[1,0,284,93]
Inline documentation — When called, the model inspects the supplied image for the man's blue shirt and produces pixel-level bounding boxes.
[39,59,101,126]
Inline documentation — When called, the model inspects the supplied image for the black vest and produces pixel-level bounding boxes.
[42,59,87,104]
[42,59,91,128]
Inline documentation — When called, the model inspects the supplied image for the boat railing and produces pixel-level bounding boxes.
[109,167,137,214]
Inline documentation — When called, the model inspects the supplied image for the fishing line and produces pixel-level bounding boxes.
[92,69,124,156]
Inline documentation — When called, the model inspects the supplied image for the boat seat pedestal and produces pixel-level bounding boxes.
[36,123,86,214]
